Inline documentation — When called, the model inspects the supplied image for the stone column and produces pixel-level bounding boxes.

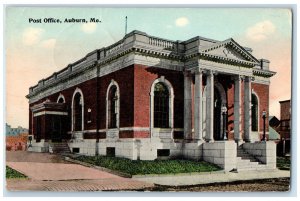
[244,76,252,142]
[184,71,192,139]
[205,70,214,142]
[194,69,203,142]
[234,75,243,144]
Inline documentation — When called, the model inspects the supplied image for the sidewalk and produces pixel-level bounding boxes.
[133,169,290,186]
[6,151,154,191]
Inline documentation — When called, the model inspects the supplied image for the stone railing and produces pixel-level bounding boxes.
[28,30,179,96]
[72,58,86,71]
[106,40,124,56]
[57,68,69,78]
[44,76,55,85]
[149,36,175,50]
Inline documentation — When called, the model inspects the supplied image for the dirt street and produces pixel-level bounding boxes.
[151,178,290,192]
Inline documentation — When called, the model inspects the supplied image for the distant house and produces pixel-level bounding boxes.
[6,123,29,136]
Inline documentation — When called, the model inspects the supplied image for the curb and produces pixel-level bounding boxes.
[64,157,132,178]
[132,170,226,178]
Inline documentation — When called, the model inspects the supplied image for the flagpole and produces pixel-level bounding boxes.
[125,16,127,35]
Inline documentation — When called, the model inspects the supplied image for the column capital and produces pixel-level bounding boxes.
[233,75,243,82]
[205,69,217,76]
[183,70,192,77]
[194,68,204,75]
[244,76,254,82]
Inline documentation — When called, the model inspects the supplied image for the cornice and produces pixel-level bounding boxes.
[253,68,276,78]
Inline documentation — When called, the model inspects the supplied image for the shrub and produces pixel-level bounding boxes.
[74,156,221,175]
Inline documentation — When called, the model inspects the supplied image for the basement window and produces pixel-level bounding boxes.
[72,148,80,153]
[106,147,115,157]
[157,149,170,157]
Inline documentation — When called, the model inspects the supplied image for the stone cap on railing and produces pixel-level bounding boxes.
[259,59,270,70]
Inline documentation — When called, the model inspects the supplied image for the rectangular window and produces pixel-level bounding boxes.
[106,147,115,157]
[157,149,170,157]
[72,148,80,153]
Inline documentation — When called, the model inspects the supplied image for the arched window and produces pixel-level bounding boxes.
[57,94,65,103]
[72,88,84,131]
[106,80,120,129]
[73,93,83,131]
[108,86,118,128]
[251,93,259,131]
[154,82,170,128]
[58,97,64,103]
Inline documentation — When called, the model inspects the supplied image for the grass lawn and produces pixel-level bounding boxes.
[74,155,221,175]
[6,166,27,179]
[277,156,290,170]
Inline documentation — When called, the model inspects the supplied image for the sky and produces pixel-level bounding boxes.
[5,7,292,128]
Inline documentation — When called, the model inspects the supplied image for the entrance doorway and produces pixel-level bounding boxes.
[214,87,222,140]
[73,93,83,131]
[50,116,63,142]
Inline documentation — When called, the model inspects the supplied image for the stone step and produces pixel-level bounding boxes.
[237,161,259,167]
[237,154,254,158]
[236,147,268,171]
[237,162,259,168]
[237,156,257,161]
[52,147,70,150]
[49,143,71,154]
[51,146,70,149]
[236,167,269,172]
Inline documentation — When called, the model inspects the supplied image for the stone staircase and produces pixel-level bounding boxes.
[236,146,267,171]
[49,141,71,154]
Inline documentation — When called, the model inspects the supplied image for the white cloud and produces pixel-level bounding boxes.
[22,27,44,46]
[40,39,56,49]
[81,22,97,33]
[175,17,189,27]
[246,20,276,42]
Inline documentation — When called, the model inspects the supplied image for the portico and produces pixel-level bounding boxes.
[182,37,263,144]
[184,72,254,144]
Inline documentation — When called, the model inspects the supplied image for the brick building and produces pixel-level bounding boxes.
[6,133,28,151]
[278,100,291,155]
[278,100,291,139]
[26,30,277,171]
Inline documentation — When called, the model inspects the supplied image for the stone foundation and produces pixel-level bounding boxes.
[28,139,49,152]
[27,137,276,172]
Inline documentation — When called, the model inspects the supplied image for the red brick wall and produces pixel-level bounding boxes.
[226,80,269,139]
[29,65,135,139]
[227,80,235,133]
[99,65,134,129]
[252,83,269,132]
[30,77,99,134]
[29,64,270,141]
[133,64,184,135]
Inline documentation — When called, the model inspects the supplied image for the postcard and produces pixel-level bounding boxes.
[5,6,292,193]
